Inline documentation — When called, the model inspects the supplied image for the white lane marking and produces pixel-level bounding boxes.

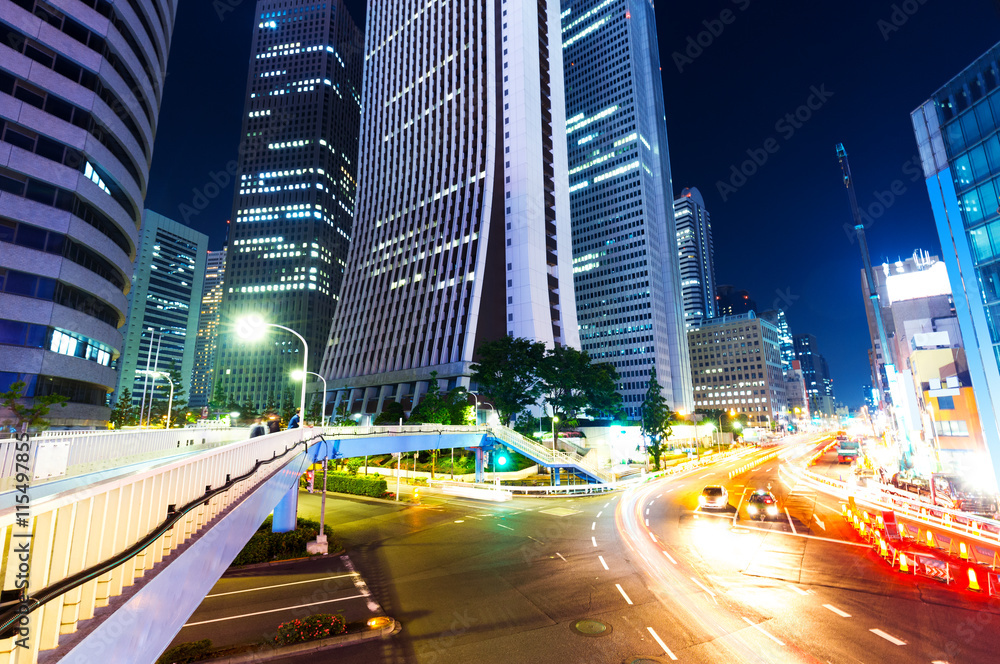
[665,488,674,493]
[592,536,597,547]
[663,551,678,565]
[742,617,785,646]
[649,532,657,543]
[870,629,907,646]
[206,573,356,598]
[498,523,514,531]
[647,627,678,660]
[616,583,633,605]
[690,576,716,598]
[185,594,367,626]
[646,508,650,515]
[604,502,610,508]
[786,583,809,596]
[556,552,567,562]
[699,473,712,479]
[598,555,609,570]
[597,511,603,518]
[527,536,544,544]
[785,508,797,534]
[657,493,663,498]
[823,604,851,618]
[645,519,650,526]
[592,522,596,530]
[736,524,869,547]
[813,515,826,531]
[649,500,655,506]
[764,467,772,472]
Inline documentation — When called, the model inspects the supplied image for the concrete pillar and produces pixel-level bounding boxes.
[272,483,298,533]
[375,384,394,415]
[412,380,429,410]
[552,468,561,486]
[475,447,485,483]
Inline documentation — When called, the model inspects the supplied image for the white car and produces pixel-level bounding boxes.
[698,485,729,510]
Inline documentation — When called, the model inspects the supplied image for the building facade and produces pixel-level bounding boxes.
[321,0,579,416]
[689,312,787,425]
[213,0,363,410]
[912,42,1000,483]
[563,0,692,415]
[674,186,716,329]
[0,0,177,426]
[784,359,809,419]
[190,246,226,409]
[793,332,835,416]
[116,211,206,410]
[759,309,795,373]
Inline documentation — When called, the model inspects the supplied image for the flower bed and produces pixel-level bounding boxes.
[274,614,346,646]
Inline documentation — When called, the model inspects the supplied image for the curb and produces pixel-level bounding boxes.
[226,548,345,572]
[197,618,399,663]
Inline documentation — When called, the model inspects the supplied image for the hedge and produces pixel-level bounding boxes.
[301,472,387,498]
[156,639,212,664]
[230,516,335,566]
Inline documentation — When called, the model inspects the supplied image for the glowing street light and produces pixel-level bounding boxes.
[236,315,308,424]
[291,369,328,426]
[551,415,560,452]
[136,369,173,428]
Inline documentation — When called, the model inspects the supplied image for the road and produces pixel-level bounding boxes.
[192,436,1000,663]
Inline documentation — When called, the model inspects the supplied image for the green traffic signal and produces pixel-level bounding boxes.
[496,452,508,466]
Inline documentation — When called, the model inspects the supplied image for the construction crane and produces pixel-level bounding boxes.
[835,143,895,406]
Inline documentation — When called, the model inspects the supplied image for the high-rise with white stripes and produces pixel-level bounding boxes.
[674,186,716,327]
[213,0,362,409]
[562,0,692,415]
[322,0,578,415]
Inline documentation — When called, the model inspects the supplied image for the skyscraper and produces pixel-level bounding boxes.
[116,211,207,409]
[912,42,1000,478]
[322,0,578,415]
[674,187,717,328]
[793,333,835,416]
[0,0,177,426]
[759,308,794,372]
[716,285,757,317]
[213,0,363,409]
[563,0,692,415]
[190,247,227,410]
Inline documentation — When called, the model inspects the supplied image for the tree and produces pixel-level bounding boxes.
[108,389,136,428]
[640,369,675,471]
[306,395,322,424]
[374,401,407,425]
[408,372,451,424]
[239,398,260,425]
[263,391,279,418]
[208,382,228,419]
[444,387,475,426]
[331,403,357,426]
[1,381,68,433]
[540,346,623,422]
[471,336,546,424]
[280,388,296,425]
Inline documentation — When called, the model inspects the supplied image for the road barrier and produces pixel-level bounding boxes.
[727,449,780,479]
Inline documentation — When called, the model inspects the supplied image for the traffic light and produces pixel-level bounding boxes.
[496,450,509,467]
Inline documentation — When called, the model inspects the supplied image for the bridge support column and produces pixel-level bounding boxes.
[272,483,298,533]
[475,447,485,483]
[552,468,561,486]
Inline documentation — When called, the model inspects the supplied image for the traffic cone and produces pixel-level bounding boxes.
[926,530,935,548]
[968,567,981,592]
[960,542,969,561]
[879,538,888,558]
[899,553,910,573]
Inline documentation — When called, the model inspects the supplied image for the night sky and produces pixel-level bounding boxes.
[144,0,1000,408]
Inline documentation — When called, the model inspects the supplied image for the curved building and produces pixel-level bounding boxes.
[0,0,177,426]
[674,186,716,328]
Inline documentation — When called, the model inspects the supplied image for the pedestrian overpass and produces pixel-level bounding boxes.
[0,423,613,663]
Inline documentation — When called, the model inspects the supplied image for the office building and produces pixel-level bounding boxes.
[793,333,835,416]
[674,187,716,328]
[564,0,692,415]
[190,247,226,410]
[0,0,177,426]
[760,308,795,372]
[116,211,207,409]
[212,0,363,409]
[912,42,1000,481]
[784,359,809,419]
[688,313,787,425]
[716,285,757,317]
[321,0,579,415]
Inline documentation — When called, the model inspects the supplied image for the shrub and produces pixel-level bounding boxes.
[301,472,387,498]
[274,614,346,645]
[156,640,212,664]
[230,517,335,566]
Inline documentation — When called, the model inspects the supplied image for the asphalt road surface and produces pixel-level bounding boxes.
[192,436,1000,663]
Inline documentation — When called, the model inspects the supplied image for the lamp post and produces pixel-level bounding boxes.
[551,415,560,452]
[136,369,173,428]
[292,369,327,426]
[467,391,480,424]
[236,315,308,422]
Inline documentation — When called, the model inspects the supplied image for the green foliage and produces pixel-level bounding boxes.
[108,388,136,428]
[640,368,675,471]
[262,391,279,418]
[305,472,387,498]
[239,398,260,426]
[471,336,546,423]
[408,372,451,424]
[514,411,541,438]
[231,516,335,566]
[444,387,475,425]
[541,346,622,421]
[280,388,296,424]
[331,403,357,426]
[274,614,346,646]
[155,640,213,664]
[208,382,228,417]
[345,457,364,475]
[374,400,407,425]
[306,394,322,424]
[1,381,68,432]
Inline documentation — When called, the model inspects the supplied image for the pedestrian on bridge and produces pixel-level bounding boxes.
[249,418,266,438]
[288,409,301,429]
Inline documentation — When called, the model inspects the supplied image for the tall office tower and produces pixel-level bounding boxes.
[793,333,835,416]
[190,247,227,409]
[759,309,795,372]
[213,0,363,409]
[116,211,206,409]
[716,285,757,317]
[912,42,1000,479]
[674,187,716,328]
[322,0,578,416]
[563,0,692,416]
[0,0,177,426]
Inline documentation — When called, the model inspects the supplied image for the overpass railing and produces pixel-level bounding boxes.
[486,426,615,484]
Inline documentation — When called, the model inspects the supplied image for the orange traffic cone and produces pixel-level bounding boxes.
[968,567,981,592]
[899,552,910,573]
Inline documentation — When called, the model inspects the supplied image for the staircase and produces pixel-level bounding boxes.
[487,426,614,484]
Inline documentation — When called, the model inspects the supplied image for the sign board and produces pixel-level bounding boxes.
[33,440,70,480]
[914,554,951,583]
[988,571,1000,598]
[881,510,901,542]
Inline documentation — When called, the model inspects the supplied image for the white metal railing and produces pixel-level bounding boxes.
[486,426,615,483]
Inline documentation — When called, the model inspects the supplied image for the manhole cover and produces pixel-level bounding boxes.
[572,619,611,637]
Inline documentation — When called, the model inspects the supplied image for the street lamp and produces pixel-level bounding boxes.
[291,369,327,426]
[236,315,308,424]
[551,415,560,452]
[136,369,173,428]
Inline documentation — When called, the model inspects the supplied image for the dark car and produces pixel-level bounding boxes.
[746,490,779,520]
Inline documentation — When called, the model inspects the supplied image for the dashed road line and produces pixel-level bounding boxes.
[823,604,851,618]
[870,629,906,646]
[649,532,657,543]
[591,522,596,530]
[786,583,809,596]
[598,555,609,570]
[690,577,716,598]
[663,551,678,565]
[498,523,514,531]
[556,552,567,562]
[527,536,543,544]
[596,511,603,518]
[646,627,678,660]
[785,508,797,534]
[592,536,597,547]
[742,617,785,646]
[616,583,633,605]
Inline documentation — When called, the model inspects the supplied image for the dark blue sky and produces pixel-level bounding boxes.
[145,0,1000,407]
